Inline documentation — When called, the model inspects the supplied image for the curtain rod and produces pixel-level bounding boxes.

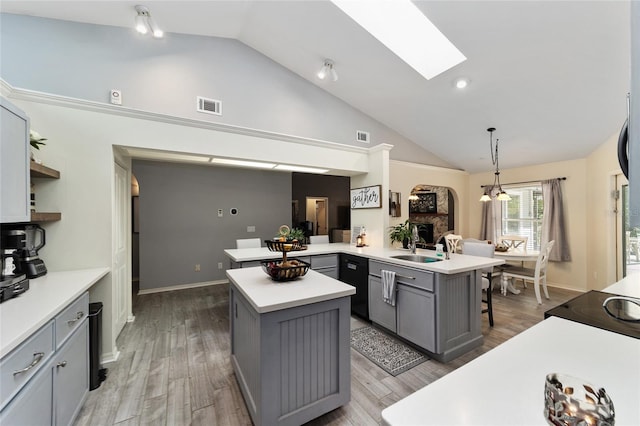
[480,176,566,188]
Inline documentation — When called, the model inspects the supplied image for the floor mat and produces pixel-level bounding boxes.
[350,325,428,376]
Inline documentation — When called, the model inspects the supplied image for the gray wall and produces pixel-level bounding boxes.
[0,12,451,168]
[133,160,291,290]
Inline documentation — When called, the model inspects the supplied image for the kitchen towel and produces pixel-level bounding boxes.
[381,269,396,306]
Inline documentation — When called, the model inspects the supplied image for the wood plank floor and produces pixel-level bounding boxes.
[74,282,581,426]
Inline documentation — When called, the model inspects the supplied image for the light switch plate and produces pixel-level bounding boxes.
[247,226,255,232]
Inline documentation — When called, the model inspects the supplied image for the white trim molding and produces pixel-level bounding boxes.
[137,279,228,295]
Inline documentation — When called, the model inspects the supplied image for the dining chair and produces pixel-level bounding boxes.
[497,235,528,250]
[309,235,329,244]
[501,240,555,304]
[461,242,496,326]
[236,238,261,249]
[444,234,463,253]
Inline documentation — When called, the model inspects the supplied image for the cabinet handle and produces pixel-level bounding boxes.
[396,274,416,281]
[13,352,45,376]
[57,361,68,368]
[67,311,85,325]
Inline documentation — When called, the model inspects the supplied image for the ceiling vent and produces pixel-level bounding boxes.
[356,130,370,143]
[197,96,222,116]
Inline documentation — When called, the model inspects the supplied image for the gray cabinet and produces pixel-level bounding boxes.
[229,284,351,426]
[368,260,482,362]
[1,97,30,223]
[54,321,89,426]
[0,292,89,425]
[310,254,338,278]
[0,357,53,426]
[368,275,396,332]
[397,283,435,352]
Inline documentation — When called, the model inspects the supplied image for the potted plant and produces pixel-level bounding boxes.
[389,220,415,249]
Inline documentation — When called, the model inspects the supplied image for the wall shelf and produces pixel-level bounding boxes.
[30,161,60,179]
[30,212,62,222]
[29,162,62,222]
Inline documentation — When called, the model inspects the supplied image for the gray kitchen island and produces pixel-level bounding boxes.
[226,267,356,426]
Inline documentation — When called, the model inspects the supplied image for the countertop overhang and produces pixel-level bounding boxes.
[224,243,504,275]
[226,267,355,314]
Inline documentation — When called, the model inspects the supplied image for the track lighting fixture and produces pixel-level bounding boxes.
[135,5,163,38]
[317,59,338,82]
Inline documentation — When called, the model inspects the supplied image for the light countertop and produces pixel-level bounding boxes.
[226,267,355,314]
[0,267,110,358]
[381,316,640,425]
[603,271,640,298]
[224,243,504,275]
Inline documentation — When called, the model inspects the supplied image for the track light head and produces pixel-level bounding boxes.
[317,59,338,82]
[134,5,163,38]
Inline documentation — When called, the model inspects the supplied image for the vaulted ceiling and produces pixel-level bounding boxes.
[0,1,630,172]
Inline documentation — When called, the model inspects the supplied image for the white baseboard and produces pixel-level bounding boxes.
[101,346,120,364]
[127,315,136,323]
[137,279,228,295]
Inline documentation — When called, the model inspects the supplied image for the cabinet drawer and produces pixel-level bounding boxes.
[369,260,434,291]
[310,254,338,269]
[0,354,53,426]
[55,292,89,348]
[0,320,54,410]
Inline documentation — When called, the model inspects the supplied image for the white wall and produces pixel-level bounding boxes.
[586,132,624,289]
[5,91,374,360]
[468,159,589,291]
[389,160,469,247]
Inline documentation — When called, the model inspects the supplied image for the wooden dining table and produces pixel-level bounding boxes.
[493,249,540,295]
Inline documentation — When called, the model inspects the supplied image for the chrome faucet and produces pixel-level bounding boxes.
[410,224,419,254]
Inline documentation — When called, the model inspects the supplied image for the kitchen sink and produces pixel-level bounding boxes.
[391,254,442,263]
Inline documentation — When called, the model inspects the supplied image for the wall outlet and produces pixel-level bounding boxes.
[217,209,223,217]
[247,225,255,232]
[218,262,223,269]
[195,264,201,272]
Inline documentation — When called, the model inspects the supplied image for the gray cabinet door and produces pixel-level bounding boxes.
[368,275,396,332]
[54,320,89,426]
[0,97,30,223]
[0,358,53,426]
[397,284,435,352]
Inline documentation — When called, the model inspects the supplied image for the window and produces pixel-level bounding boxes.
[500,185,543,250]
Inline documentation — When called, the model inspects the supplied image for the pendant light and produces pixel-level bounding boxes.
[480,127,511,202]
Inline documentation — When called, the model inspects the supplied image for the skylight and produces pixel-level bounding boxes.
[331,0,466,80]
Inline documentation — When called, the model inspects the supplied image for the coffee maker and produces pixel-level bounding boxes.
[1,228,30,303]
[1,224,47,279]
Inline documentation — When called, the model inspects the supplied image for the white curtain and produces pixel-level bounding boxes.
[541,179,571,261]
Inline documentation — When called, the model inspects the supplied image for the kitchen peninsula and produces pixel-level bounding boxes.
[225,243,504,363]
[227,267,355,426]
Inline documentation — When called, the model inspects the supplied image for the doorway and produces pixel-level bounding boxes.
[617,174,640,279]
[306,197,329,235]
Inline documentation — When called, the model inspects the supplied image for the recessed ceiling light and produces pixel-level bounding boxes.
[274,164,329,174]
[331,0,465,80]
[455,78,469,89]
[210,158,276,169]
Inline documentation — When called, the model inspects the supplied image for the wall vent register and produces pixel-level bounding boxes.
[356,130,370,143]
[197,96,222,116]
